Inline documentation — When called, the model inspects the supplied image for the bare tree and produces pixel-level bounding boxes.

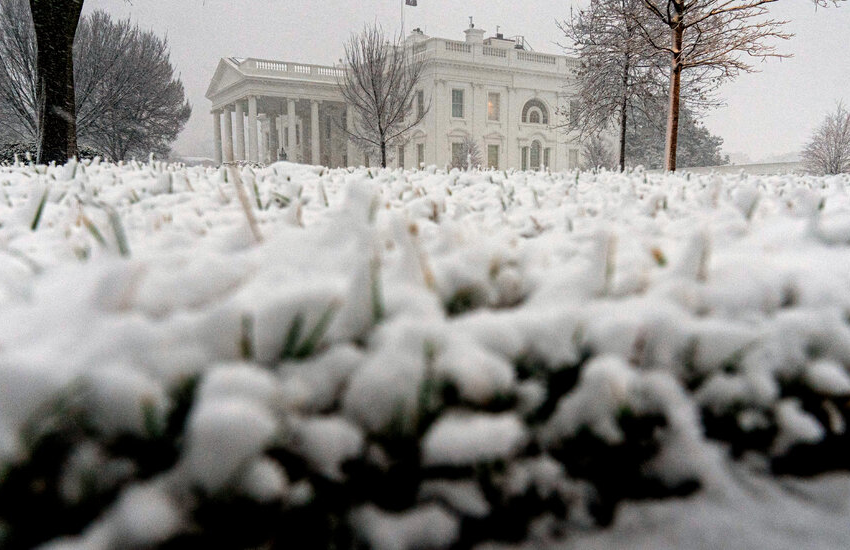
[0,4,191,161]
[450,135,482,170]
[75,12,191,160]
[581,135,616,170]
[338,23,429,168]
[558,0,662,171]
[802,103,850,175]
[627,0,792,171]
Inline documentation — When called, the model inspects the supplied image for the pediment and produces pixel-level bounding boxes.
[205,59,246,100]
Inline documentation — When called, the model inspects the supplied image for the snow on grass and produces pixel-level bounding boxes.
[2,159,850,547]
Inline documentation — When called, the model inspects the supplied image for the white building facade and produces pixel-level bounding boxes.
[206,23,582,170]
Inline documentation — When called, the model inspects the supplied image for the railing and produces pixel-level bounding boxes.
[256,61,288,71]
[242,59,345,80]
[482,46,507,58]
[316,66,346,77]
[445,40,471,53]
[516,51,557,65]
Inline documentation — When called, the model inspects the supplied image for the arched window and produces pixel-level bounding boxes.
[530,140,541,169]
[521,99,549,124]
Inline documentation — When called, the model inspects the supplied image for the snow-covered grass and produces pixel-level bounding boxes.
[1,158,850,549]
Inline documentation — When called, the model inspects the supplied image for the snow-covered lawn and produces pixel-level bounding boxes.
[1,159,849,549]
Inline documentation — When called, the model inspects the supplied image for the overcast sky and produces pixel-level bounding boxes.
[82,0,850,163]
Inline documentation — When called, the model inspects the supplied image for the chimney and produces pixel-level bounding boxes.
[464,17,485,44]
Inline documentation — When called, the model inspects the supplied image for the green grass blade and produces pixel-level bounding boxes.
[30,187,49,231]
[280,313,304,360]
[294,303,338,359]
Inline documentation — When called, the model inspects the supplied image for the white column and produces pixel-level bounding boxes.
[506,86,516,169]
[248,96,259,163]
[346,105,357,167]
[287,99,297,163]
[222,108,234,163]
[213,110,222,165]
[268,114,279,163]
[259,120,267,164]
[311,100,321,165]
[435,80,446,167]
[235,101,245,161]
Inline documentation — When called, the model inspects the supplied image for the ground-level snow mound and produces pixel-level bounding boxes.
[1,160,850,548]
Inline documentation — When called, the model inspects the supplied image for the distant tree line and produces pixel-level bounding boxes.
[0,0,190,162]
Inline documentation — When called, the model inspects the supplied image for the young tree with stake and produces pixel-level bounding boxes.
[628,0,792,171]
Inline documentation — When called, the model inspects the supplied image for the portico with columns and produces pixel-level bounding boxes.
[206,57,357,167]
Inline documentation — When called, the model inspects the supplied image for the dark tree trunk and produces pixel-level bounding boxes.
[664,9,685,172]
[618,57,630,172]
[29,0,84,164]
[380,141,387,168]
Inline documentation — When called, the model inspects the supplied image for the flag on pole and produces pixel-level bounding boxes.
[405,0,417,5]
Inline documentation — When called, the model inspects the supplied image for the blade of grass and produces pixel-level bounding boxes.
[81,213,107,248]
[104,206,131,257]
[294,302,339,359]
[240,314,254,360]
[30,186,49,230]
[229,166,263,244]
[280,313,304,360]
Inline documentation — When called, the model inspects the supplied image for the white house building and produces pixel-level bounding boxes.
[206,22,582,170]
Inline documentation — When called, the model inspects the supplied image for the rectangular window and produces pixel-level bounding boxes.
[487,92,500,121]
[521,147,529,171]
[544,148,551,169]
[342,153,348,167]
[296,124,301,145]
[569,100,580,127]
[417,90,425,119]
[284,129,289,148]
[487,144,499,169]
[569,149,579,168]
[451,142,464,167]
[325,116,332,140]
[398,145,405,169]
[451,88,464,118]
[417,143,425,167]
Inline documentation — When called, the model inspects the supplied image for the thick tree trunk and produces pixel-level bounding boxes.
[380,141,387,168]
[664,17,685,172]
[29,0,83,164]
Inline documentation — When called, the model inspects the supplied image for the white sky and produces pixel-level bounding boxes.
[82,0,850,162]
